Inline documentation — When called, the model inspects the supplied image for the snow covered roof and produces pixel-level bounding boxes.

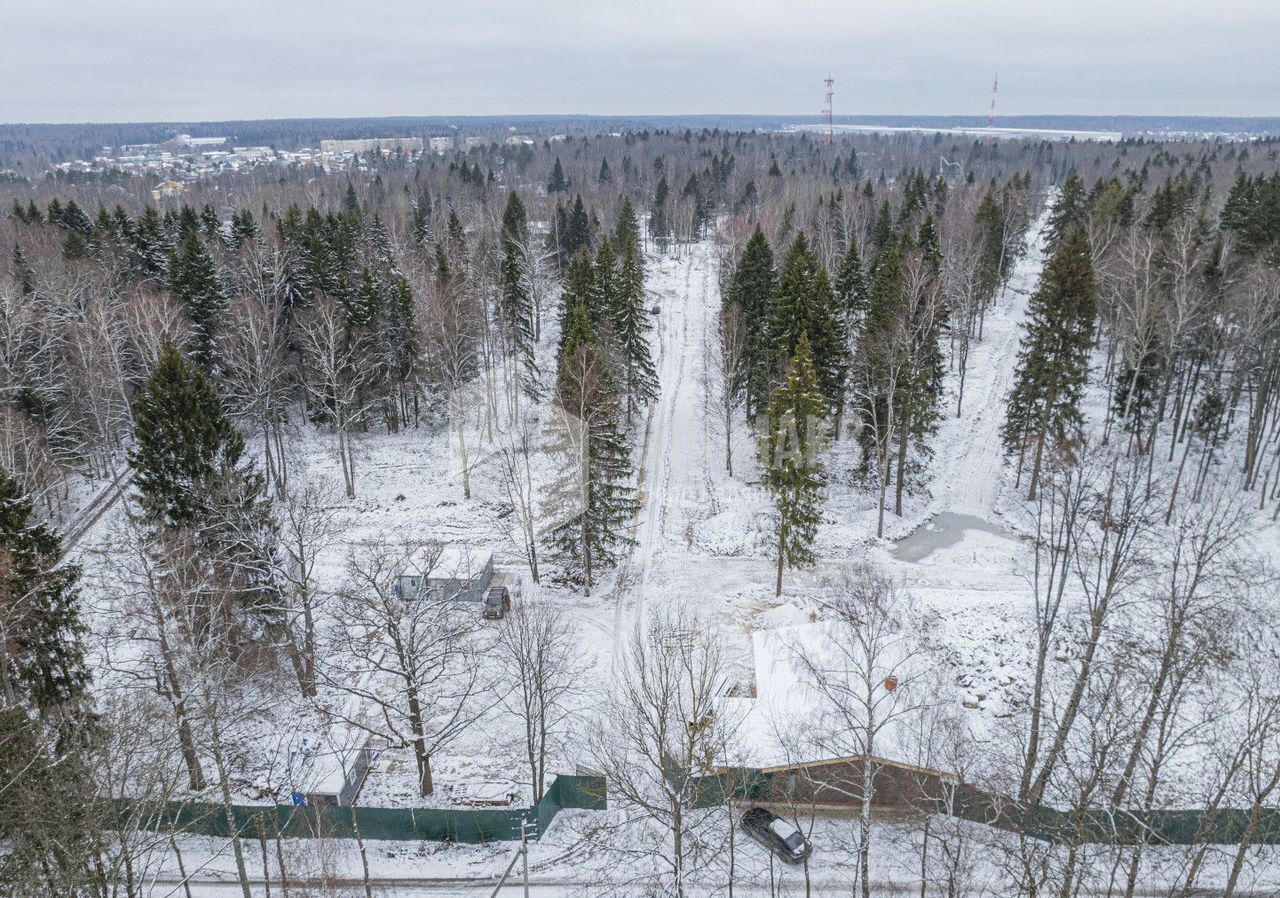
[427,545,492,581]
[722,611,926,769]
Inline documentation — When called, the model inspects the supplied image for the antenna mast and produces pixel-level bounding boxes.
[822,75,834,144]
[987,73,999,130]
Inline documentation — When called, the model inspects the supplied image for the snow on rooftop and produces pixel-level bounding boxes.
[725,613,926,769]
[426,544,492,580]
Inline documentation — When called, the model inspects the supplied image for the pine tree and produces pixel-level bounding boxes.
[597,158,612,184]
[169,231,226,367]
[547,158,570,194]
[855,237,907,469]
[761,333,826,596]
[1002,228,1097,499]
[548,305,638,594]
[412,190,434,245]
[725,226,777,418]
[347,265,381,329]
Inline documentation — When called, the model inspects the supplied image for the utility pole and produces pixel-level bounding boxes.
[485,817,537,898]
[521,816,531,898]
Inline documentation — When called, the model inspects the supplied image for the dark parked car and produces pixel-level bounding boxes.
[482,586,511,619]
[740,807,811,865]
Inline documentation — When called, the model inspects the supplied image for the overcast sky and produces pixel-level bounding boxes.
[2,0,1277,123]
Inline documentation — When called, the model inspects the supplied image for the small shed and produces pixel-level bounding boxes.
[397,546,494,603]
[288,731,381,808]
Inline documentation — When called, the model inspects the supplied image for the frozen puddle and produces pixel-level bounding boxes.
[891,512,1015,563]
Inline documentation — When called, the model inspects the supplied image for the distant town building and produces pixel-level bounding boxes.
[463,136,487,150]
[319,137,424,155]
[168,134,228,148]
[150,180,187,201]
[428,136,455,153]
[232,146,274,160]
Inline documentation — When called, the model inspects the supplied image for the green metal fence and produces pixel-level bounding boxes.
[125,774,606,844]
[682,759,1280,847]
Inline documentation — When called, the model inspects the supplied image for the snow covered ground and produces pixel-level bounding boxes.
[66,201,1280,892]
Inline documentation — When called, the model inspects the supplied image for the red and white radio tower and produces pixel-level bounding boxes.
[822,75,835,144]
[987,73,999,131]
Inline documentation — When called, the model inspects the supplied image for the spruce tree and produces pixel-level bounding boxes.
[169,231,226,368]
[0,466,94,892]
[1045,170,1088,252]
[725,226,777,418]
[547,158,570,194]
[1002,228,1097,499]
[974,189,1008,300]
[129,345,263,527]
[651,177,671,251]
[558,252,596,356]
[500,192,539,398]
[834,239,869,327]
[613,242,658,420]
[761,333,826,596]
[548,305,637,594]
[767,233,849,415]
[614,197,641,257]
[0,466,89,723]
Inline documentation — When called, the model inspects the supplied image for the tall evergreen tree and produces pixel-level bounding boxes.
[1002,228,1097,499]
[724,226,777,418]
[613,242,658,420]
[761,333,826,596]
[500,192,539,399]
[0,467,89,724]
[1045,170,1088,252]
[651,176,671,251]
[548,305,637,594]
[169,232,226,367]
[767,233,849,415]
[614,197,641,258]
[0,469,95,896]
[129,344,262,530]
[834,239,869,328]
[547,158,570,194]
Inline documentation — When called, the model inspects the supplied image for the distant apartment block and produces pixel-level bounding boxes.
[428,136,455,153]
[319,137,424,155]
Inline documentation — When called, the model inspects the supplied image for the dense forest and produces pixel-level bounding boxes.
[3,125,1280,897]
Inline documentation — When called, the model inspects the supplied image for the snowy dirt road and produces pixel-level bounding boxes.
[927,205,1051,521]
